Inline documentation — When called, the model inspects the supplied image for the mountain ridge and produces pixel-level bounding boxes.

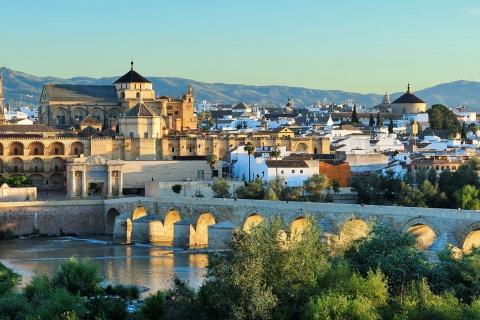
[1,67,480,111]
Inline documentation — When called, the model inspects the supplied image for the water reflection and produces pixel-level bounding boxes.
[0,237,208,295]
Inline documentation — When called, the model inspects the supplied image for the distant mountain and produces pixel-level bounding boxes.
[1,67,480,111]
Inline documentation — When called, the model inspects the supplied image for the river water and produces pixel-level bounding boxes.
[0,237,208,296]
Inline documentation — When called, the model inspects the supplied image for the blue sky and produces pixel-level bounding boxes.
[2,0,479,94]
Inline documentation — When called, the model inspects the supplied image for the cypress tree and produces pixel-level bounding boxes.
[369,113,375,127]
[351,105,359,124]
[388,118,394,134]
[461,122,467,138]
[376,112,381,127]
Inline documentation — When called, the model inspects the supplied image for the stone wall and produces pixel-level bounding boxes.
[0,184,37,202]
[0,200,104,236]
[145,180,245,198]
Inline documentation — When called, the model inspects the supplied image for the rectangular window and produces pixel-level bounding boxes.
[34,148,39,155]
[130,132,134,138]
[172,147,175,152]
[34,166,38,172]
[144,132,148,138]
[54,148,59,155]
[14,148,18,155]
[292,170,295,173]
[281,170,284,174]
[14,166,18,173]
[300,170,303,173]
[55,165,59,172]
[74,148,79,155]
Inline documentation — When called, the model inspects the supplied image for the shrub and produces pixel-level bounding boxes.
[51,258,103,297]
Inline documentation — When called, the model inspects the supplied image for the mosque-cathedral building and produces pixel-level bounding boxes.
[0,64,329,189]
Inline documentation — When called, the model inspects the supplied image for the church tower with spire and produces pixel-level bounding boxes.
[0,74,6,125]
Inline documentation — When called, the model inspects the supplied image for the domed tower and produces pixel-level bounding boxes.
[113,61,155,110]
[391,84,426,114]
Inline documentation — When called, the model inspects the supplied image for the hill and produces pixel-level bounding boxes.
[1,67,479,111]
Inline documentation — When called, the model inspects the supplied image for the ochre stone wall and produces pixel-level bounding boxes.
[0,200,104,236]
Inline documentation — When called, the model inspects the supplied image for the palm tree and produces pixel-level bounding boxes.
[244,141,255,182]
[207,153,218,178]
[270,146,281,176]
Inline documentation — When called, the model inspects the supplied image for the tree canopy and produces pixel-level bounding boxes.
[428,104,461,132]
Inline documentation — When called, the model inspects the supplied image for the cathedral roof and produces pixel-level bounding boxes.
[232,101,251,110]
[78,125,101,137]
[102,128,119,137]
[43,84,118,102]
[113,62,151,84]
[80,115,103,126]
[124,103,158,117]
[392,84,425,104]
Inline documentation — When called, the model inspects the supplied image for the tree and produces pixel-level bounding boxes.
[199,216,330,319]
[461,122,467,138]
[351,105,359,124]
[428,104,461,132]
[303,173,329,202]
[172,184,183,195]
[430,247,480,304]
[234,178,264,200]
[210,179,231,198]
[455,185,480,210]
[470,123,479,135]
[269,146,281,176]
[369,113,375,127]
[345,224,429,295]
[0,262,20,296]
[415,166,428,185]
[376,112,381,128]
[427,167,438,184]
[206,153,218,178]
[331,178,341,195]
[141,291,165,320]
[388,118,394,134]
[305,263,388,320]
[244,141,256,182]
[51,258,102,297]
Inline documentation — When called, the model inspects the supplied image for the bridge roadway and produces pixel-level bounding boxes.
[105,196,480,252]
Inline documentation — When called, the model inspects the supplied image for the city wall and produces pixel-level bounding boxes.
[0,200,104,236]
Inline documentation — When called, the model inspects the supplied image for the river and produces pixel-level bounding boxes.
[0,237,208,296]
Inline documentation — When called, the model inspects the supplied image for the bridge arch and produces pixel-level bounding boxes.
[461,222,480,253]
[243,213,264,232]
[402,217,439,250]
[291,216,310,238]
[339,217,369,245]
[106,208,120,235]
[164,209,181,242]
[132,205,147,220]
[196,212,216,245]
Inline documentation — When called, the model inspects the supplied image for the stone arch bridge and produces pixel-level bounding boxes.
[104,196,480,252]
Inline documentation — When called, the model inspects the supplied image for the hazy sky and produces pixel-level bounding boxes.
[2,0,479,94]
